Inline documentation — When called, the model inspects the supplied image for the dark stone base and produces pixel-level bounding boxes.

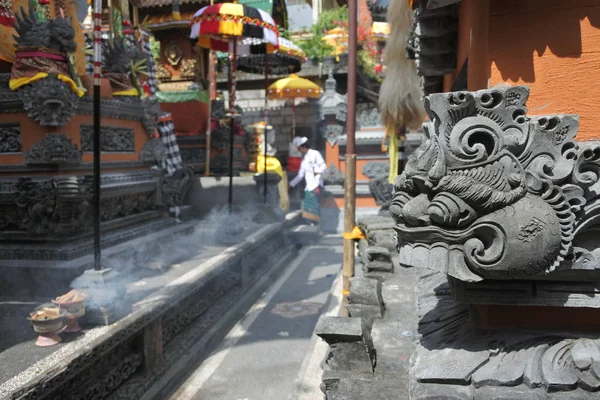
[82,305,133,326]
[320,215,600,400]
[0,215,194,298]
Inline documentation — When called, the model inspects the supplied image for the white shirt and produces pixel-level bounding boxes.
[290,149,326,191]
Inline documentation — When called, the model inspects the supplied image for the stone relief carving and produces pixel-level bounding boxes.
[0,124,22,153]
[389,86,600,282]
[26,133,82,165]
[14,5,77,53]
[321,124,344,147]
[362,162,389,179]
[80,125,135,152]
[160,167,193,207]
[180,148,207,164]
[323,163,345,186]
[140,138,167,163]
[141,97,163,136]
[357,108,382,129]
[19,75,78,126]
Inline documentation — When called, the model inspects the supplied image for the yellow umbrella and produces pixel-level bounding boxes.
[371,22,390,41]
[321,27,348,56]
[268,74,322,139]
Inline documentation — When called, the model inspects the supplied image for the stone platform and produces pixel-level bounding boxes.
[0,211,302,400]
[318,216,600,400]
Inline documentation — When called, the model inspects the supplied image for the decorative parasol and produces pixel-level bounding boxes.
[237,37,305,75]
[321,27,348,57]
[268,74,321,139]
[237,37,305,203]
[190,2,279,210]
[371,21,390,41]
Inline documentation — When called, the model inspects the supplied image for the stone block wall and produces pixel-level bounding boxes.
[236,89,321,160]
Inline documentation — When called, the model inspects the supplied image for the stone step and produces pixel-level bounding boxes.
[289,224,321,245]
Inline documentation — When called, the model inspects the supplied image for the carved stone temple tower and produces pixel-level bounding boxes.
[317,85,600,399]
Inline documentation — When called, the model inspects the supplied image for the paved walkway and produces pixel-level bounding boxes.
[168,235,345,400]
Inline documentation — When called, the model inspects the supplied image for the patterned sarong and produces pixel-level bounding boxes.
[302,188,321,222]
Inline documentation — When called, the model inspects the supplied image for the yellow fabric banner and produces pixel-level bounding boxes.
[388,125,398,184]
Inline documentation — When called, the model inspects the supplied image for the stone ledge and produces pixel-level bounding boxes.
[0,211,302,400]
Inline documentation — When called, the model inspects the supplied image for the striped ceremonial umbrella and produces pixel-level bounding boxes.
[190,2,279,210]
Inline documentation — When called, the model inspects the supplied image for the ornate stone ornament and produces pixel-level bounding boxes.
[357,108,382,129]
[80,125,135,153]
[319,69,347,122]
[0,124,22,153]
[323,163,345,186]
[165,43,183,67]
[389,86,599,282]
[321,124,344,147]
[140,138,167,163]
[180,148,207,165]
[160,167,193,207]
[19,75,78,126]
[362,162,389,179]
[26,133,81,165]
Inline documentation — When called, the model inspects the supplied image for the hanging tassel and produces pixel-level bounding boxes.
[172,0,181,21]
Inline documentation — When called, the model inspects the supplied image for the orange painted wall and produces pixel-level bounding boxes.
[488,0,600,141]
[0,113,149,165]
[323,141,383,209]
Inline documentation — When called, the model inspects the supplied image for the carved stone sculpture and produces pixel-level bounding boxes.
[20,75,78,126]
[12,6,79,126]
[140,138,167,163]
[0,124,22,153]
[26,133,81,165]
[389,86,600,283]
[141,97,163,136]
[323,163,345,186]
[13,6,76,54]
[160,167,194,208]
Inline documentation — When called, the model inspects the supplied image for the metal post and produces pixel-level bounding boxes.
[342,0,358,312]
[263,57,269,204]
[205,49,214,176]
[205,0,215,176]
[291,97,296,140]
[93,0,103,270]
[228,40,238,213]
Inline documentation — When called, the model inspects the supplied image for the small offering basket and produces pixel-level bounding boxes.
[28,304,67,347]
[52,290,87,333]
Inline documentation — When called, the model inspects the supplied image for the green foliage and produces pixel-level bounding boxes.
[278,27,291,40]
[149,37,160,61]
[312,6,348,35]
[295,6,348,61]
[296,34,335,61]
[358,49,382,82]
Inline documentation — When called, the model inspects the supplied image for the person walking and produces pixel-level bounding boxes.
[289,137,326,229]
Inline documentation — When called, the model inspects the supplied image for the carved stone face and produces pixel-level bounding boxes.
[390,87,592,282]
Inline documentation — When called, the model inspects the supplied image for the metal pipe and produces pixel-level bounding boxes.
[342,0,358,309]
[228,39,238,213]
[93,0,103,270]
[263,57,269,204]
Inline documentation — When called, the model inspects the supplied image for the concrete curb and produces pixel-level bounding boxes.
[1,211,302,400]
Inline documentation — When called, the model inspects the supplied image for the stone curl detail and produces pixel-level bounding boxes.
[391,86,600,281]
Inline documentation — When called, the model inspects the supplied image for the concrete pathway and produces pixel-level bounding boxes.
[168,235,344,400]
